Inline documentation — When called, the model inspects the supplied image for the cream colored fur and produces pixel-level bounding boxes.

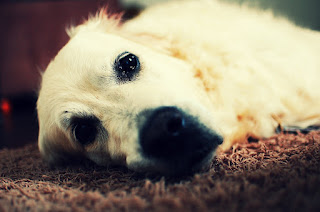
[37,0,320,172]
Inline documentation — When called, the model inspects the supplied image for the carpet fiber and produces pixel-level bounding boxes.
[1,132,320,211]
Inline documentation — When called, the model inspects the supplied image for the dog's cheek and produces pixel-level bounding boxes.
[38,127,85,166]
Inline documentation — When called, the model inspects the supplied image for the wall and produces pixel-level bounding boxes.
[0,0,120,97]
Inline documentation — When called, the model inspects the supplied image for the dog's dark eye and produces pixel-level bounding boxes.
[114,52,140,81]
[71,117,99,145]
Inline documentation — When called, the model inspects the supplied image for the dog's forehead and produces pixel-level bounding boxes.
[38,32,144,116]
[40,31,139,96]
[43,30,172,84]
[53,32,135,72]
[41,30,187,90]
[38,32,117,115]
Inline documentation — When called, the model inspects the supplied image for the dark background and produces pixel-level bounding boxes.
[0,0,320,149]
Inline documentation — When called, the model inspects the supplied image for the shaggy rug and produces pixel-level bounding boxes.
[1,131,320,212]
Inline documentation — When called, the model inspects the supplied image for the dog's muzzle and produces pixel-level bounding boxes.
[139,106,223,175]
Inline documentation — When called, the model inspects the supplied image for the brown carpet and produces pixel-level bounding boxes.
[1,132,320,212]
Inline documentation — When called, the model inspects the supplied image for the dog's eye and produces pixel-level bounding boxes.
[71,117,98,145]
[114,52,140,81]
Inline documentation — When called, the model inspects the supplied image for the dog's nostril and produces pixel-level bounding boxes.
[166,114,185,135]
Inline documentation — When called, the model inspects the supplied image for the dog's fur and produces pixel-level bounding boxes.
[37,0,320,175]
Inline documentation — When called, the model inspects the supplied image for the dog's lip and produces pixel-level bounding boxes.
[129,145,217,176]
[168,147,216,176]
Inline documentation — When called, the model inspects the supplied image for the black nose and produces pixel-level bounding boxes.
[139,106,223,173]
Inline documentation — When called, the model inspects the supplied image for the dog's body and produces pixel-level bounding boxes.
[37,0,320,175]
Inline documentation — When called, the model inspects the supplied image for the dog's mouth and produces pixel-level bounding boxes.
[137,106,223,176]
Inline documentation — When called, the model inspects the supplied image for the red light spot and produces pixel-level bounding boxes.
[1,99,11,114]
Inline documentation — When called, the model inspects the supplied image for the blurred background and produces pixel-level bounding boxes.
[0,0,319,149]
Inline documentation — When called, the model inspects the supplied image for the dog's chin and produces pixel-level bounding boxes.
[128,150,216,177]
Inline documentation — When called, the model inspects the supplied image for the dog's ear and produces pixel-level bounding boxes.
[66,8,123,39]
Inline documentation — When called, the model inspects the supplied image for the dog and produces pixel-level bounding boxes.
[37,0,320,175]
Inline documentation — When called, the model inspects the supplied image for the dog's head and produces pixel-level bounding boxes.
[37,13,223,175]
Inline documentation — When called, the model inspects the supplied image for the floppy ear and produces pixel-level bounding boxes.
[38,126,85,166]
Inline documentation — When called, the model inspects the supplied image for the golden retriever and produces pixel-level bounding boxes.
[37,0,320,175]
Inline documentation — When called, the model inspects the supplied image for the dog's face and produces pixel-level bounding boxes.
[37,19,223,175]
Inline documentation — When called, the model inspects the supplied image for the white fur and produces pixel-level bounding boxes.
[37,0,320,172]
